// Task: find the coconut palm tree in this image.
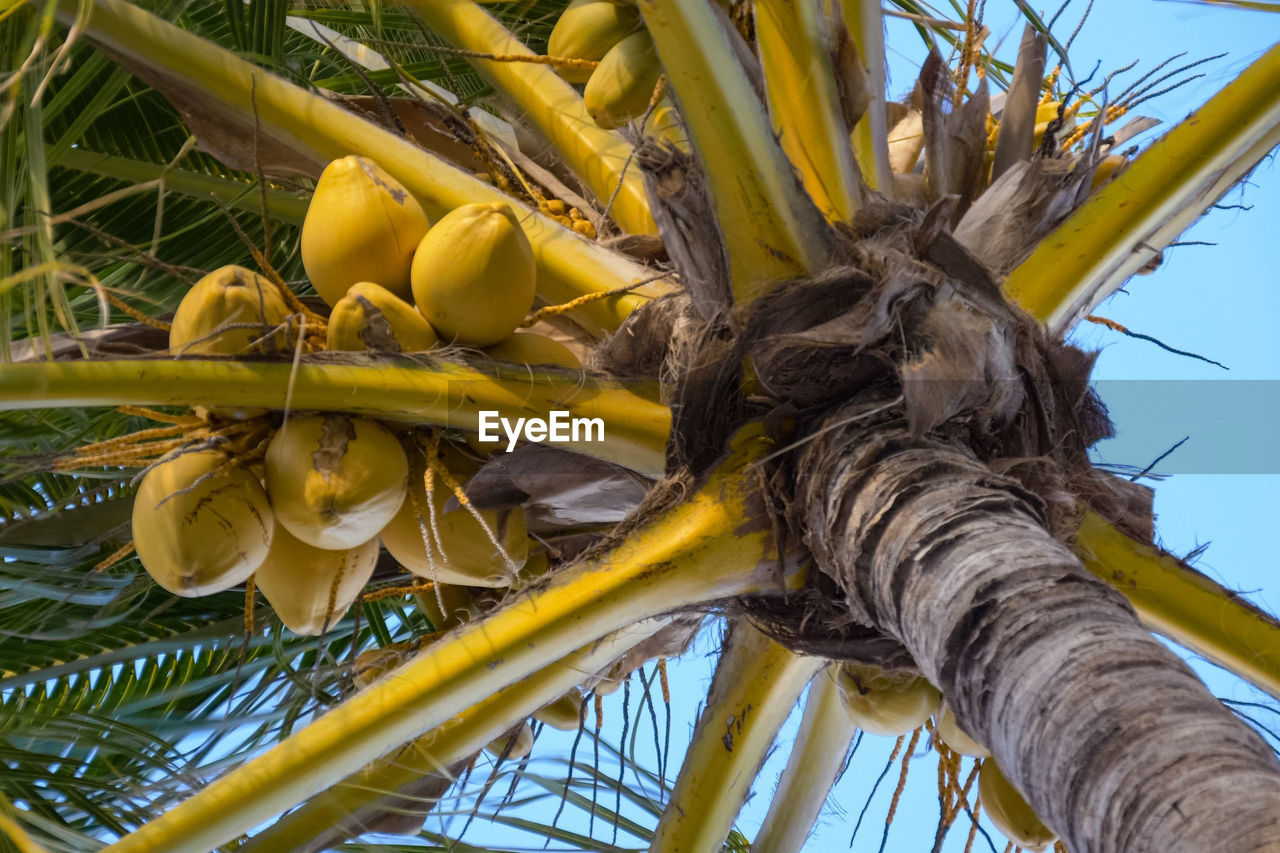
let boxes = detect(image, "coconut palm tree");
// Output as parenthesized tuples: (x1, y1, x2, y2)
(3, 1, 1280, 852)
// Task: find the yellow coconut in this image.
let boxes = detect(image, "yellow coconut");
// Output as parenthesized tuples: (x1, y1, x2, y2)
(547, 0, 642, 83)
(327, 281, 440, 353)
(380, 448, 529, 587)
(264, 414, 409, 550)
(935, 704, 990, 758)
(979, 759, 1058, 851)
(253, 527, 378, 635)
(591, 664, 626, 696)
(1030, 101, 1074, 151)
(411, 202, 536, 347)
(584, 30, 662, 130)
(414, 583, 478, 633)
(1091, 153, 1129, 190)
(301, 155, 429, 306)
(485, 723, 534, 759)
(534, 688, 586, 730)
(132, 450, 274, 597)
(169, 265, 291, 357)
(483, 331, 582, 368)
(887, 106, 925, 173)
(835, 663, 942, 736)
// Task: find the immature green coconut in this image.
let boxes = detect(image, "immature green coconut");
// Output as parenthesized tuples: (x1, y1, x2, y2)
(483, 331, 582, 368)
(253, 527, 378, 635)
(413, 583, 477, 633)
(835, 663, 942, 736)
(979, 758, 1059, 850)
(132, 450, 274, 597)
(264, 414, 409, 550)
(484, 723, 534, 760)
(170, 265, 294, 419)
(410, 202, 536, 347)
(584, 30, 663, 129)
(327, 281, 439, 353)
(351, 642, 413, 690)
(534, 688, 586, 731)
(643, 102, 689, 151)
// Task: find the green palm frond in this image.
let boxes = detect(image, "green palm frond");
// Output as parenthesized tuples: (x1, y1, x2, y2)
(0, 588, 429, 847)
(5, 5, 313, 353)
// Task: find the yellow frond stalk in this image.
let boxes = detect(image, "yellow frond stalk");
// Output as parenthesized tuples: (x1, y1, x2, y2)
(651, 621, 823, 852)
(403, 0, 657, 236)
(0, 358, 669, 477)
(636, 0, 836, 301)
(238, 616, 676, 852)
(753, 663, 856, 853)
(1003, 41, 1280, 333)
(1075, 510, 1280, 702)
(59, 0, 668, 334)
(102, 426, 796, 853)
(755, 0, 863, 221)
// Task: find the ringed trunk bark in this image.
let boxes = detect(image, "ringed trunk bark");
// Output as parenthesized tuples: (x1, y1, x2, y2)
(798, 415, 1280, 853)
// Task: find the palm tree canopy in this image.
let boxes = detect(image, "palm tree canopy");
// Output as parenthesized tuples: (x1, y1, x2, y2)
(2, 1, 1280, 852)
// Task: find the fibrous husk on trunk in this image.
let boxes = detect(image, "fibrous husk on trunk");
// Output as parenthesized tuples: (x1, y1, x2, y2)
(605, 130, 1145, 673)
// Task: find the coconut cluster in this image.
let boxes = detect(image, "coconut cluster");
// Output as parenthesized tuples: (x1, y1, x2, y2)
(301, 154, 580, 360)
(829, 662, 1058, 850)
(548, 0, 684, 144)
(130, 422, 536, 635)
(165, 157, 581, 366)
(137, 155, 589, 636)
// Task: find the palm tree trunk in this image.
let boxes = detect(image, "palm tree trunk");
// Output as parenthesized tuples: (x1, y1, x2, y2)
(797, 414, 1280, 852)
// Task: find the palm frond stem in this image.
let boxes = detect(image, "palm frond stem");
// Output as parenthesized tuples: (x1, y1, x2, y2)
(755, 0, 864, 221)
(752, 663, 856, 853)
(636, 0, 837, 301)
(238, 615, 678, 853)
(402, 0, 657, 236)
(651, 621, 823, 852)
(1074, 510, 1280, 702)
(1003, 40, 1280, 332)
(0, 357, 670, 476)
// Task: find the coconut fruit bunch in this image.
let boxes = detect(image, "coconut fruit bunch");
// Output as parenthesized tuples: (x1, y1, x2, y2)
(303, 154, 582, 364)
(135, 154, 584, 638)
(548, 0, 684, 143)
(130, 418, 536, 633)
(832, 662, 1058, 850)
